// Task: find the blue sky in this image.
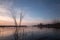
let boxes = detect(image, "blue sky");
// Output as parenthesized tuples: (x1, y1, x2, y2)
(13, 0, 60, 19)
(0, 0, 60, 25)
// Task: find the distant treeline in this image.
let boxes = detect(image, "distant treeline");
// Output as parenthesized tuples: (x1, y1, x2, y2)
(0, 25, 27, 27)
(33, 22, 60, 29)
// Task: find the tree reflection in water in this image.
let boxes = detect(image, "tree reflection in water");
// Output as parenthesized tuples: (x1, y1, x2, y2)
(0, 27, 60, 40)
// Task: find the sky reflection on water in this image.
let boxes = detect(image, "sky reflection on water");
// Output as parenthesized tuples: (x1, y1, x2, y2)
(0, 27, 55, 37)
(0, 27, 60, 40)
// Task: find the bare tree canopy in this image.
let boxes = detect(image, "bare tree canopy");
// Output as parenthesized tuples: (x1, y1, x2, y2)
(19, 8, 26, 26)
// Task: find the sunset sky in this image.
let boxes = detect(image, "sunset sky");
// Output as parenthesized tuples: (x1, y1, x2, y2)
(0, 0, 60, 25)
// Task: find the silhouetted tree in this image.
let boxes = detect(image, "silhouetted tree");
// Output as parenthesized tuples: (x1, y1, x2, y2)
(19, 9, 25, 26)
(8, 3, 18, 40)
(1, 0, 18, 40)
(9, 8, 18, 40)
(19, 9, 25, 40)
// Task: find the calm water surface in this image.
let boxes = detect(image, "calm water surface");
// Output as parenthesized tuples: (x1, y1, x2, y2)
(0, 27, 60, 40)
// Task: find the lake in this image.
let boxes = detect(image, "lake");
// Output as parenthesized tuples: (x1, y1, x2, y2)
(0, 27, 60, 40)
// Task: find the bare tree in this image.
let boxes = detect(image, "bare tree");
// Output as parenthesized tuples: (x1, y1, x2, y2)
(2, 0, 18, 40)
(8, 8, 18, 40)
(7, 1, 18, 40)
(10, 9, 17, 26)
(11, 9, 18, 40)
(10, 8, 25, 40)
(6, 0, 26, 40)
(19, 9, 25, 26)
(19, 9, 25, 40)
